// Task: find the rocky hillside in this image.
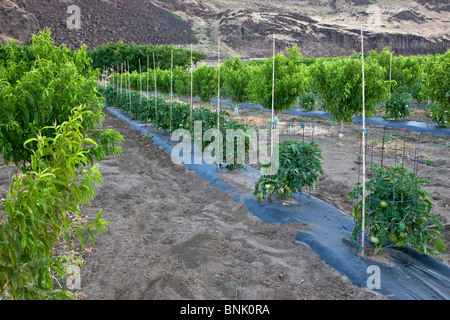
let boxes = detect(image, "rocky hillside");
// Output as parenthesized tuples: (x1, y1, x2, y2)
(0, 0, 38, 44)
(1, 0, 195, 49)
(154, 0, 450, 58)
(0, 0, 449, 59)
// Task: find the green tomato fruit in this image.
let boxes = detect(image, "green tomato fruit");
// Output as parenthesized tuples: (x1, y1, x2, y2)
(371, 236, 380, 244)
(380, 201, 389, 208)
(389, 236, 398, 243)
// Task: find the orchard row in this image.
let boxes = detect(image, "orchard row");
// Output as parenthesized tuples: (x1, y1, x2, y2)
(104, 45, 449, 127)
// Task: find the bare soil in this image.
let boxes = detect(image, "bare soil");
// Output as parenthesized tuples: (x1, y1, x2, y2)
(75, 109, 388, 300)
(223, 103, 450, 264)
(1, 101, 447, 300)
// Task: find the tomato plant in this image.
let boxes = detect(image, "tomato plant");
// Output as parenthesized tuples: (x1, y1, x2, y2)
(254, 141, 324, 201)
(101, 85, 252, 171)
(347, 164, 446, 255)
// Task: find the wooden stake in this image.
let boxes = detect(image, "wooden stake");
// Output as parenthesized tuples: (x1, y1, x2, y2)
(170, 50, 173, 132)
(190, 44, 193, 132)
(271, 33, 275, 157)
(361, 25, 367, 257)
(128, 61, 132, 116)
(103, 66, 106, 90)
(139, 58, 142, 102)
(217, 37, 221, 172)
(389, 51, 393, 99)
(153, 52, 158, 131)
(120, 63, 123, 94)
(116, 64, 119, 105)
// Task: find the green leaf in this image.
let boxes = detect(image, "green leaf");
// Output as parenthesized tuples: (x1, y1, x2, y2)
(96, 209, 103, 223)
(75, 228, 85, 249)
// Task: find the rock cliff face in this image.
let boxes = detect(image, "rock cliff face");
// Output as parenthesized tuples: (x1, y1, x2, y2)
(0, 0, 448, 59)
(217, 10, 449, 58)
(0, 0, 39, 44)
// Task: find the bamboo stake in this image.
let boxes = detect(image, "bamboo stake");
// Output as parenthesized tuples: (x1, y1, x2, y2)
(190, 44, 193, 132)
(116, 64, 119, 105)
(361, 25, 367, 257)
(120, 63, 123, 94)
(271, 33, 275, 157)
(153, 52, 158, 131)
(145, 55, 149, 125)
(103, 66, 106, 90)
(170, 50, 173, 133)
(217, 37, 221, 172)
(139, 58, 142, 102)
(128, 60, 132, 116)
(389, 50, 392, 99)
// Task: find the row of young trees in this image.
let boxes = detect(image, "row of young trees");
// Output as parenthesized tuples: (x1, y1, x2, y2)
(0, 30, 123, 299)
(88, 41, 205, 73)
(106, 45, 449, 128)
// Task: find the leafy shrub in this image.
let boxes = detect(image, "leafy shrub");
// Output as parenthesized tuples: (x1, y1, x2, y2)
(347, 164, 446, 255)
(383, 91, 410, 120)
(426, 104, 449, 128)
(0, 30, 123, 300)
(298, 92, 316, 111)
(254, 141, 324, 200)
(0, 30, 110, 168)
(0, 107, 122, 300)
(248, 45, 308, 114)
(422, 50, 449, 128)
(309, 53, 390, 124)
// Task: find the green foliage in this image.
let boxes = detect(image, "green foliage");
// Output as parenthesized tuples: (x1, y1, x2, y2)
(0, 107, 120, 300)
(101, 86, 250, 170)
(422, 50, 450, 127)
(368, 47, 424, 98)
(298, 92, 317, 112)
(248, 45, 307, 114)
(0, 30, 111, 168)
(254, 141, 324, 200)
(309, 53, 391, 124)
(193, 64, 219, 104)
(383, 91, 410, 120)
(221, 57, 251, 105)
(88, 41, 205, 73)
(0, 30, 123, 300)
(426, 104, 449, 128)
(347, 164, 446, 255)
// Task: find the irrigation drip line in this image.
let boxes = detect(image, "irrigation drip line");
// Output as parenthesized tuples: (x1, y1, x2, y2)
(409, 159, 450, 170)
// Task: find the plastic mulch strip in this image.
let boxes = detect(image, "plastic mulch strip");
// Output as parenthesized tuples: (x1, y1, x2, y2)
(107, 106, 450, 300)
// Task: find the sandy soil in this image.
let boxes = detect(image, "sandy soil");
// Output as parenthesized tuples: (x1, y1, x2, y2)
(1, 101, 447, 300)
(74, 109, 387, 300)
(223, 103, 450, 265)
